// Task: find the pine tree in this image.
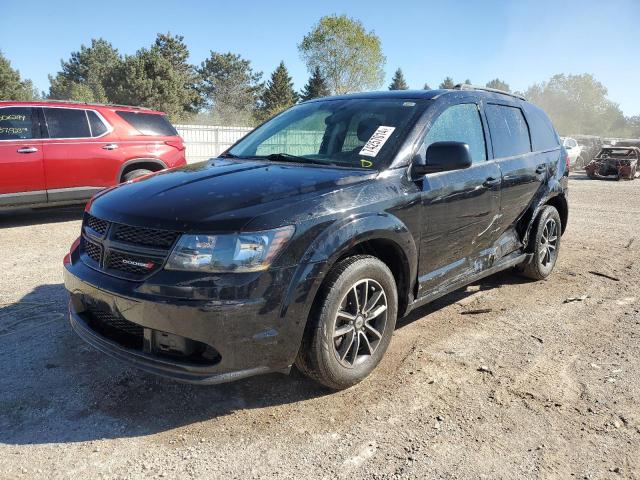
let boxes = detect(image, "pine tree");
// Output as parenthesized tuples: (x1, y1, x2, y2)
(48, 39, 121, 103)
(388, 68, 409, 90)
(198, 52, 263, 125)
(0, 51, 38, 100)
(257, 61, 299, 122)
(423, 83, 431, 90)
(439, 77, 455, 89)
(486, 78, 511, 92)
(300, 66, 330, 101)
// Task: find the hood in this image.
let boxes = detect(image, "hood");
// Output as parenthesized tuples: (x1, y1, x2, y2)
(90, 158, 376, 232)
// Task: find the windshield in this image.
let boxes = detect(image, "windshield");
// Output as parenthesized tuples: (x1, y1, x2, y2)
(227, 98, 426, 169)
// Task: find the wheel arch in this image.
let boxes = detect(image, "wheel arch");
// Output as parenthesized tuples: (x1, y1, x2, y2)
(117, 158, 168, 183)
(284, 213, 418, 327)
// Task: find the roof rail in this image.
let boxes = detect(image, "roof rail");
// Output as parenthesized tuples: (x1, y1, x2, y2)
(453, 84, 526, 101)
(9, 99, 153, 111)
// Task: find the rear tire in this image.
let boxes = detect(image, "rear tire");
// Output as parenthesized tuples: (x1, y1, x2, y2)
(519, 205, 561, 280)
(296, 255, 398, 390)
(122, 169, 153, 182)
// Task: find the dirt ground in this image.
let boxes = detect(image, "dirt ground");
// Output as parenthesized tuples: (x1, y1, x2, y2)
(0, 172, 638, 480)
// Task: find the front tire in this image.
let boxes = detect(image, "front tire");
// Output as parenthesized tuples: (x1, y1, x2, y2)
(296, 255, 398, 390)
(520, 205, 561, 280)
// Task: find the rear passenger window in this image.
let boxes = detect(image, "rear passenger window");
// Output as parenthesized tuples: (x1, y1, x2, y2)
(44, 108, 91, 138)
(87, 111, 108, 137)
(0, 107, 34, 140)
(525, 106, 559, 151)
(423, 103, 486, 163)
(485, 105, 531, 158)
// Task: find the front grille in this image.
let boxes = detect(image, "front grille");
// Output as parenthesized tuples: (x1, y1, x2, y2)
(86, 214, 109, 236)
(113, 224, 179, 249)
(106, 250, 161, 276)
(80, 214, 181, 281)
(86, 308, 143, 350)
(84, 239, 102, 263)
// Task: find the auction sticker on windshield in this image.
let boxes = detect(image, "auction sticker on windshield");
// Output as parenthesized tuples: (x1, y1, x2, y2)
(359, 126, 396, 157)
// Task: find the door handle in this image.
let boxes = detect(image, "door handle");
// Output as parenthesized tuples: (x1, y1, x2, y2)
(102, 143, 119, 150)
(483, 176, 501, 188)
(535, 164, 546, 174)
(17, 147, 38, 154)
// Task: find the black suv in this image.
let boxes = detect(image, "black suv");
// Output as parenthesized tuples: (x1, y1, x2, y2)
(64, 86, 569, 390)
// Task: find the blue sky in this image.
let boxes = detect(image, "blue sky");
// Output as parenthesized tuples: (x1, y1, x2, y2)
(2, 0, 639, 115)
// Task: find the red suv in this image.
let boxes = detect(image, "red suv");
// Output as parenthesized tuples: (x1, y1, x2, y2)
(0, 101, 186, 209)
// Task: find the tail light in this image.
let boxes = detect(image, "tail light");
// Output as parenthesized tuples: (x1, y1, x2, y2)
(565, 153, 571, 171)
(165, 140, 185, 151)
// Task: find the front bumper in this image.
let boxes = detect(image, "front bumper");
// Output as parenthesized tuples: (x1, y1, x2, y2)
(63, 246, 317, 385)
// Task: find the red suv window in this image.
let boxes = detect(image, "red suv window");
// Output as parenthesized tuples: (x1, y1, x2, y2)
(116, 112, 178, 136)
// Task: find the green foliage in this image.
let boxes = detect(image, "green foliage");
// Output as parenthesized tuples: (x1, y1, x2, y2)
(525, 74, 626, 136)
(300, 66, 330, 101)
(106, 34, 201, 120)
(439, 77, 455, 89)
(0, 51, 38, 100)
(388, 68, 408, 90)
(299, 14, 385, 95)
(48, 38, 121, 103)
(257, 62, 298, 122)
(485, 78, 510, 92)
(198, 52, 263, 126)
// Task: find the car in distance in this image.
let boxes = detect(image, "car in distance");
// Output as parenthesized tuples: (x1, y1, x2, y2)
(63, 86, 569, 390)
(572, 134, 603, 165)
(561, 136, 585, 170)
(585, 146, 638, 180)
(0, 101, 186, 210)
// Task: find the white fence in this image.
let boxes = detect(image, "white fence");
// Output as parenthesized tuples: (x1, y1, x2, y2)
(175, 124, 253, 163)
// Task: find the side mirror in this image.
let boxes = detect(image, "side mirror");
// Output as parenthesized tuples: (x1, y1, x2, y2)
(565, 145, 572, 150)
(412, 141, 472, 176)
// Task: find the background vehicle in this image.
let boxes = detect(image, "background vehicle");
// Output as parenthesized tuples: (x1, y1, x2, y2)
(585, 146, 638, 180)
(64, 87, 568, 390)
(572, 134, 603, 165)
(561, 137, 585, 169)
(0, 101, 186, 209)
(614, 139, 640, 149)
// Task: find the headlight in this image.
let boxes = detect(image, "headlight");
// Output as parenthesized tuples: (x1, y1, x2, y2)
(164, 226, 295, 273)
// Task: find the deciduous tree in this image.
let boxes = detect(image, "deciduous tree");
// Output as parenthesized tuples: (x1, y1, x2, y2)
(299, 15, 385, 95)
(525, 73, 626, 136)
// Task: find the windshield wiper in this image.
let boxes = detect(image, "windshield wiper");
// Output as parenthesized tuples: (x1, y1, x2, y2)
(263, 153, 335, 166)
(218, 152, 238, 158)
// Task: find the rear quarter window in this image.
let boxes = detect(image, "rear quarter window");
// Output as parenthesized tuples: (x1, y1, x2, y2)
(117, 111, 178, 136)
(524, 105, 560, 151)
(485, 104, 532, 158)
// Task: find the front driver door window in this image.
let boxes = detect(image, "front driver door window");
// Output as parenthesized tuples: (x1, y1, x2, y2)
(417, 102, 502, 296)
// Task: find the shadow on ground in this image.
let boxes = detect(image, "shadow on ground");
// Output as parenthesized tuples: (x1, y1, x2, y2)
(0, 205, 85, 228)
(0, 270, 529, 446)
